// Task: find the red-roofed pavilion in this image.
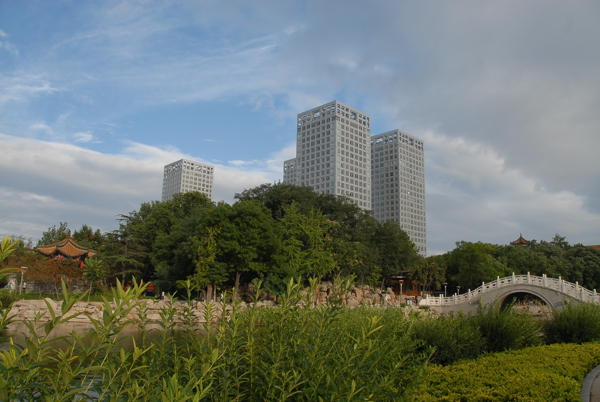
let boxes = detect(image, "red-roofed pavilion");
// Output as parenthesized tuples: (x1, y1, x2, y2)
(36, 237, 95, 260)
(510, 234, 531, 247)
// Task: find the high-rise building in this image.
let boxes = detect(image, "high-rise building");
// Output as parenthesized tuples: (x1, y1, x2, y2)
(371, 130, 426, 255)
(283, 101, 427, 255)
(284, 101, 372, 209)
(161, 159, 214, 202)
(282, 158, 298, 186)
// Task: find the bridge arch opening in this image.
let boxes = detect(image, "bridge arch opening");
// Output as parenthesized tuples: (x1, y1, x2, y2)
(499, 291, 551, 314)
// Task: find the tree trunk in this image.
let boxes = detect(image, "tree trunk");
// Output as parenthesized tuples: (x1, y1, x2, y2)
(234, 271, 241, 300)
(206, 284, 213, 301)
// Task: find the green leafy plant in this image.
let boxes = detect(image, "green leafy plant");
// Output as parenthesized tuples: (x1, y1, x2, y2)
(417, 342, 600, 401)
(544, 301, 600, 344)
(471, 300, 542, 353)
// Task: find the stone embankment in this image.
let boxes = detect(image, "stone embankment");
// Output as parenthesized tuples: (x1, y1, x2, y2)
(7, 283, 411, 325)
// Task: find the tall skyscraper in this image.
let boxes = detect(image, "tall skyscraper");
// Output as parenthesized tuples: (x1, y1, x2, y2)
(371, 130, 426, 255)
(283, 101, 427, 255)
(284, 101, 372, 209)
(161, 159, 214, 202)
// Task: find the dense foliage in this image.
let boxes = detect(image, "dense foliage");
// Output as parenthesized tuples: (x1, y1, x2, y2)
(417, 343, 600, 401)
(7, 184, 420, 295)
(4, 182, 600, 299)
(439, 234, 600, 294)
(413, 300, 542, 365)
(543, 301, 600, 344)
(2, 277, 600, 400)
(0, 279, 431, 401)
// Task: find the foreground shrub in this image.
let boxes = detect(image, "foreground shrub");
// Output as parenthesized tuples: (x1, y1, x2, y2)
(544, 301, 600, 344)
(0, 278, 431, 401)
(413, 313, 484, 365)
(416, 342, 600, 401)
(471, 300, 542, 353)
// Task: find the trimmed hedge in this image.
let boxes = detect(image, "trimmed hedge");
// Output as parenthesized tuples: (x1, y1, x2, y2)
(416, 342, 600, 401)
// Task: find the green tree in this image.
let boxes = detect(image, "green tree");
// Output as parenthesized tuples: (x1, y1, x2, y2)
(235, 183, 319, 219)
(279, 203, 336, 279)
(448, 241, 507, 291)
(189, 226, 220, 300)
(374, 221, 419, 285)
(83, 257, 107, 295)
(218, 200, 281, 296)
(37, 222, 71, 246)
(73, 224, 105, 250)
(567, 246, 600, 290)
(411, 255, 446, 293)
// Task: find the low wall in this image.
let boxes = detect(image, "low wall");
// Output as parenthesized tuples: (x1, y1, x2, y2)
(7, 283, 415, 325)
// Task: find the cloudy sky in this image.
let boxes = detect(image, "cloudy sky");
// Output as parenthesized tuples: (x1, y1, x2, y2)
(1, 1, 599, 255)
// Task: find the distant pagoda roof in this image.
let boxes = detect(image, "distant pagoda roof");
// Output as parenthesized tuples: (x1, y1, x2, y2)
(36, 237, 95, 258)
(510, 234, 530, 247)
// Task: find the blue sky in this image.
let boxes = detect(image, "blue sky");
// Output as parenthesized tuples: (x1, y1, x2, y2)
(1, 0, 599, 255)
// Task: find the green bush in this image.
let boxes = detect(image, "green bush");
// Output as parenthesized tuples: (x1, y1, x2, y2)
(414, 313, 485, 365)
(471, 300, 542, 353)
(544, 301, 600, 344)
(0, 290, 16, 308)
(416, 342, 600, 401)
(0, 278, 431, 401)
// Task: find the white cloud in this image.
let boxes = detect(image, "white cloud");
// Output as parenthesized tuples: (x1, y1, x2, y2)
(0, 29, 18, 56)
(228, 160, 257, 166)
(0, 133, 283, 241)
(0, 74, 58, 105)
(424, 131, 600, 254)
(73, 131, 95, 143)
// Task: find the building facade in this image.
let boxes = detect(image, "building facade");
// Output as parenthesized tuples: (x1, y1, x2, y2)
(161, 159, 214, 202)
(282, 158, 298, 186)
(283, 101, 426, 255)
(371, 130, 426, 255)
(284, 101, 372, 209)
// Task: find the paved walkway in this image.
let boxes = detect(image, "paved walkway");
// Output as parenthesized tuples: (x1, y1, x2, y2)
(581, 364, 600, 402)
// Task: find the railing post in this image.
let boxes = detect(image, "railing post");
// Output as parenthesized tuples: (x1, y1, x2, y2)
(439, 294, 443, 305)
(453, 294, 457, 304)
(543, 274, 547, 288)
(559, 276, 563, 292)
(468, 289, 471, 300)
(527, 272, 531, 284)
(512, 272, 516, 284)
(496, 276, 500, 288)
(482, 282, 485, 292)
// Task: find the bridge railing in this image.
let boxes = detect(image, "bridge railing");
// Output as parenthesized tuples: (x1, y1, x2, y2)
(421, 273, 600, 306)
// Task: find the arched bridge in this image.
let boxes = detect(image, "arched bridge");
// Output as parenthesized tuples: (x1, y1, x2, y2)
(419, 273, 600, 314)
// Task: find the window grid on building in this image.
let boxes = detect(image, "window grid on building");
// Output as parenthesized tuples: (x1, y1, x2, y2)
(161, 159, 214, 202)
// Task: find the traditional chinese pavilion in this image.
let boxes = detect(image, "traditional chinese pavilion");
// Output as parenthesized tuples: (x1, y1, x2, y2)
(510, 234, 531, 247)
(36, 237, 96, 260)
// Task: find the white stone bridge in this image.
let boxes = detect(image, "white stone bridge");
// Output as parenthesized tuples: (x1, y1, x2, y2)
(420, 273, 600, 314)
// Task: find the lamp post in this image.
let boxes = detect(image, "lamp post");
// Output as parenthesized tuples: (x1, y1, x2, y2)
(399, 279, 404, 300)
(19, 266, 28, 295)
(443, 282, 447, 298)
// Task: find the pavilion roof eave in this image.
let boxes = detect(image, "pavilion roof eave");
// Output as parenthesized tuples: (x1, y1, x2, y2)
(36, 237, 95, 258)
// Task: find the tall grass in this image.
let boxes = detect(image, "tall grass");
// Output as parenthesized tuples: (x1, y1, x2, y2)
(544, 301, 600, 344)
(0, 278, 430, 401)
(413, 312, 484, 365)
(413, 301, 542, 365)
(3, 278, 598, 400)
(472, 300, 543, 353)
